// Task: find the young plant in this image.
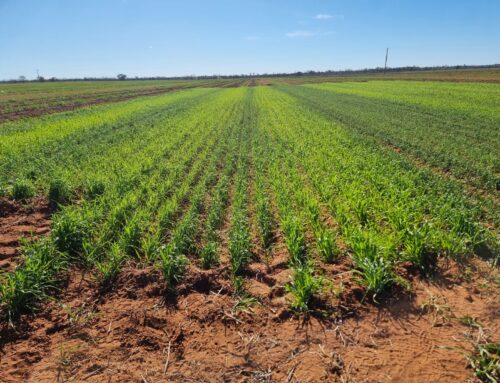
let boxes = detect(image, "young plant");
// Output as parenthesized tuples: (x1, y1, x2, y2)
(282, 215, 307, 267)
(0, 239, 64, 324)
(285, 264, 323, 312)
(353, 199, 369, 226)
(468, 342, 499, 383)
(256, 194, 274, 249)
(351, 231, 393, 300)
(171, 212, 198, 256)
(229, 221, 252, 275)
(200, 241, 219, 269)
(119, 216, 143, 256)
(158, 198, 179, 231)
(140, 233, 160, 263)
(439, 232, 467, 259)
(315, 226, 338, 263)
(10, 179, 35, 201)
(229, 156, 251, 275)
(157, 244, 188, 286)
(52, 208, 89, 259)
(95, 243, 125, 287)
(353, 255, 394, 300)
(48, 178, 71, 206)
(402, 223, 436, 273)
(83, 178, 106, 199)
(233, 275, 246, 297)
(305, 196, 321, 228)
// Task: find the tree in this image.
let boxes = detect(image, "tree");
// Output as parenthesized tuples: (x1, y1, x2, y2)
(18, 75, 26, 82)
(117, 74, 127, 80)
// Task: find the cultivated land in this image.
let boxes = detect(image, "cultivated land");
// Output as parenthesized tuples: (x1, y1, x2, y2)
(0, 69, 499, 383)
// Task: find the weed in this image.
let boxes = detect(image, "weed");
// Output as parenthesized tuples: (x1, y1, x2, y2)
(233, 296, 260, 313)
(420, 294, 454, 326)
(460, 315, 482, 328)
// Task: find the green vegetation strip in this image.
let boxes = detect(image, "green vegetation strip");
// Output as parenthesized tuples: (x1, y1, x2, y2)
(0, 82, 498, 323)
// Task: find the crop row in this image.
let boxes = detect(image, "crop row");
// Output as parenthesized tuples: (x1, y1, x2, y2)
(0, 84, 498, 322)
(281, 83, 500, 196)
(0, 88, 218, 194)
(0, 88, 249, 321)
(253, 86, 497, 303)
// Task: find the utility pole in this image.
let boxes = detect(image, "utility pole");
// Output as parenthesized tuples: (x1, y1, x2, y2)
(36, 69, 39, 79)
(384, 48, 389, 74)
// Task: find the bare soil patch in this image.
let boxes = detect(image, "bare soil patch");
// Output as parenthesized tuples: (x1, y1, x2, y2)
(0, 256, 497, 383)
(0, 197, 51, 271)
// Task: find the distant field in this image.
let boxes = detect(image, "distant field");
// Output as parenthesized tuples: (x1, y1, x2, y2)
(1, 67, 499, 122)
(0, 78, 242, 122)
(0, 76, 498, 383)
(276, 67, 500, 84)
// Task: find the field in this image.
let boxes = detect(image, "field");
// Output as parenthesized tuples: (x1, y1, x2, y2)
(0, 71, 499, 382)
(0, 79, 249, 123)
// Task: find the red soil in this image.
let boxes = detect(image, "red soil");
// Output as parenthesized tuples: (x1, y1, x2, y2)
(0, 189, 497, 383)
(0, 255, 497, 383)
(0, 197, 51, 271)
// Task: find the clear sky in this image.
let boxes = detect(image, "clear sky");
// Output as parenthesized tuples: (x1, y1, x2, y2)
(1, 0, 499, 79)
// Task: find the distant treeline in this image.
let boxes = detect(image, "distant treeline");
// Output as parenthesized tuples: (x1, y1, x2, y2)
(3, 64, 500, 83)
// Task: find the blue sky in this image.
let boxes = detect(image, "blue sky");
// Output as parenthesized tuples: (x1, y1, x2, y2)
(0, 0, 499, 79)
